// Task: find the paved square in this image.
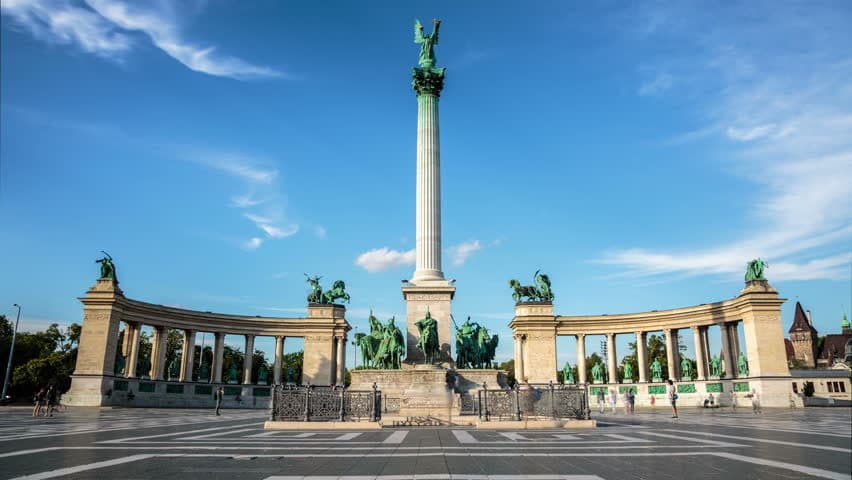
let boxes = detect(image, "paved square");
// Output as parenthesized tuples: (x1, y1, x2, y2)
(0, 408, 849, 479)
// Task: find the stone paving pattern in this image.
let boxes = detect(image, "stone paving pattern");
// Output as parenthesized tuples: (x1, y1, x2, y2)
(0, 407, 849, 479)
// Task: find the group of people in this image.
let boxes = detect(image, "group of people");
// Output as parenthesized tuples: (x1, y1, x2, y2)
(595, 387, 637, 414)
(32, 385, 60, 417)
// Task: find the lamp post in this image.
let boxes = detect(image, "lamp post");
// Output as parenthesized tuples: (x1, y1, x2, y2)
(2, 304, 22, 402)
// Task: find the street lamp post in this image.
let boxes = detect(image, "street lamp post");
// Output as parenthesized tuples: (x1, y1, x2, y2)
(2, 304, 22, 402)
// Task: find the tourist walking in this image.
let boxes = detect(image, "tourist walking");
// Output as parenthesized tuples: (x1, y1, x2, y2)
(596, 389, 605, 413)
(609, 389, 617, 414)
(627, 388, 635, 414)
(667, 379, 678, 418)
(32, 387, 46, 417)
(622, 389, 630, 415)
(215, 387, 224, 416)
(748, 388, 761, 414)
(45, 385, 57, 417)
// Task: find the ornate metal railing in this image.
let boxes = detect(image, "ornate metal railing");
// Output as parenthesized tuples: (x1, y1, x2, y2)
(271, 385, 381, 422)
(477, 382, 589, 421)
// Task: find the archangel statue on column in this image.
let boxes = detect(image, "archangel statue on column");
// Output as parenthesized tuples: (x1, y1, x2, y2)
(414, 18, 441, 68)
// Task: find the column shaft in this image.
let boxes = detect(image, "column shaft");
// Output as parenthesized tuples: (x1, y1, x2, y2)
(701, 327, 712, 376)
(243, 335, 255, 385)
(125, 323, 141, 378)
(336, 337, 346, 386)
(671, 330, 681, 379)
(720, 323, 735, 379)
(606, 333, 618, 384)
(273, 336, 284, 385)
(636, 331, 648, 383)
(151, 326, 168, 380)
(576, 334, 587, 384)
(212, 333, 225, 383)
(412, 93, 444, 282)
(665, 329, 677, 381)
(729, 323, 741, 364)
(179, 330, 195, 382)
(515, 335, 525, 382)
(693, 326, 706, 380)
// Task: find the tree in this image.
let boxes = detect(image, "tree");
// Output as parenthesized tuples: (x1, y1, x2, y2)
(497, 359, 515, 387)
(164, 329, 184, 373)
(251, 349, 269, 384)
(282, 351, 303, 383)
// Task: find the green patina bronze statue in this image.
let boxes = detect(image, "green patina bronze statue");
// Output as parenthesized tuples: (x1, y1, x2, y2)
(710, 355, 722, 377)
(414, 19, 440, 69)
(680, 357, 693, 379)
(737, 352, 749, 377)
(168, 358, 179, 380)
(453, 316, 498, 369)
(591, 362, 604, 383)
(257, 364, 269, 384)
(96, 251, 118, 281)
(622, 361, 634, 381)
(509, 270, 555, 303)
(227, 363, 238, 383)
(305, 274, 351, 305)
(355, 312, 405, 369)
(199, 361, 210, 382)
(745, 258, 768, 282)
(416, 310, 440, 364)
(650, 358, 663, 380)
(562, 361, 575, 384)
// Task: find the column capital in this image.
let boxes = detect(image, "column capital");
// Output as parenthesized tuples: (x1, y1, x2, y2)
(412, 67, 445, 96)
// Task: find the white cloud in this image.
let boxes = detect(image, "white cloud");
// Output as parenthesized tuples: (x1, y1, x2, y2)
(243, 237, 262, 250)
(603, 5, 852, 283)
(638, 72, 674, 96)
(243, 213, 298, 239)
(1, 0, 132, 58)
(2, 0, 283, 80)
(355, 248, 415, 272)
(231, 192, 266, 208)
(190, 152, 277, 184)
(448, 240, 482, 266)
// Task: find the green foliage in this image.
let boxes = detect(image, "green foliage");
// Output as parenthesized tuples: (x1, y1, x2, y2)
(496, 359, 515, 387)
(12, 351, 75, 394)
(282, 351, 303, 383)
(2, 319, 79, 400)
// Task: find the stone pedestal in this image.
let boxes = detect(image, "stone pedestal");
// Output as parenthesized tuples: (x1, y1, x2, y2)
(402, 283, 455, 364)
(509, 303, 557, 383)
(351, 365, 453, 418)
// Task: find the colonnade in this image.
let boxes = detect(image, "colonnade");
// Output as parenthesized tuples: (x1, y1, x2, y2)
(510, 281, 790, 385)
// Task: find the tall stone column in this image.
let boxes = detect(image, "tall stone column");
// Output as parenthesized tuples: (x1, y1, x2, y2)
(243, 335, 255, 385)
(729, 322, 741, 365)
(150, 325, 168, 380)
(606, 333, 618, 384)
(692, 326, 706, 380)
(720, 323, 734, 379)
(702, 327, 712, 372)
(576, 334, 587, 384)
(125, 323, 141, 378)
(665, 328, 677, 381)
(636, 331, 648, 383)
(514, 334, 525, 382)
(179, 330, 195, 382)
(273, 336, 284, 385)
(212, 332, 225, 383)
(671, 329, 681, 380)
(403, 57, 455, 364)
(336, 337, 345, 386)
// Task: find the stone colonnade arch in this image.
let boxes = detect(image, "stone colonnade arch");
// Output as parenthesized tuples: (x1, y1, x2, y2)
(65, 278, 350, 407)
(510, 281, 792, 407)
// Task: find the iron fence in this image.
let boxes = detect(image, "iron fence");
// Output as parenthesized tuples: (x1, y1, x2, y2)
(271, 385, 381, 422)
(478, 382, 589, 421)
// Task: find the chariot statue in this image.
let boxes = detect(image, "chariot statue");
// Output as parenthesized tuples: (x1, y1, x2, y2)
(509, 270, 555, 303)
(304, 274, 350, 304)
(745, 258, 768, 282)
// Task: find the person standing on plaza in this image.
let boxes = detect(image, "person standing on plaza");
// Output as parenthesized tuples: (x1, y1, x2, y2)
(627, 388, 636, 414)
(596, 389, 605, 413)
(748, 388, 761, 414)
(215, 386, 224, 416)
(32, 387, 46, 417)
(45, 385, 57, 417)
(609, 389, 617, 414)
(622, 389, 630, 415)
(667, 379, 678, 418)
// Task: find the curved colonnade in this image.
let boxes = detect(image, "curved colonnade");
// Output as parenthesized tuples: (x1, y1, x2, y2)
(65, 279, 350, 407)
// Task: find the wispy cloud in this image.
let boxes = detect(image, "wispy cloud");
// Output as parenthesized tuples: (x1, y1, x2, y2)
(448, 240, 482, 266)
(314, 225, 327, 239)
(230, 192, 266, 208)
(605, 4, 852, 283)
(355, 248, 415, 273)
(638, 72, 674, 96)
(2, 0, 283, 80)
(243, 237, 263, 250)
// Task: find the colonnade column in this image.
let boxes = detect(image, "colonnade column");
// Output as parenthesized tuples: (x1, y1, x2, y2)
(273, 336, 284, 385)
(212, 332, 225, 383)
(125, 322, 141, 378)
(636, 331, 648, 383)
(606, 333, 618, 384)
(336, 337, 345, 385)
(243, 335, 255, 385)
(692, 326, 707, 380)
(719, 323, 734, 379)
(729, 322, 741, 368)
(671, 330, 681, 380)
(514, 334, 525, 382)
(576, 334, 587, 384)
(150, 325, 168, 380)
(665, 328, 677, 381)
(179, 330, 195, 382)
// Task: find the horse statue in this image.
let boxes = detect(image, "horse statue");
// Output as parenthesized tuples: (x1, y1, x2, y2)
(305, 274, 324, 303)
(745, 258, 768, 282)
(355, 312, 384, 367)
(475, 326, 498, 369)
(509, 279, 540, 303)
(416, 310, 440, 364)
(323, 280, 351, 304)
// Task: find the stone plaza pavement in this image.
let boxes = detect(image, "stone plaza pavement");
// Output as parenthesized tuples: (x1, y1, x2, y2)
(0, 407, 849, 479)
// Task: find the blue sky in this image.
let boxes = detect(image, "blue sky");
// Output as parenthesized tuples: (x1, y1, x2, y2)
(1, 1, 850, 369)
